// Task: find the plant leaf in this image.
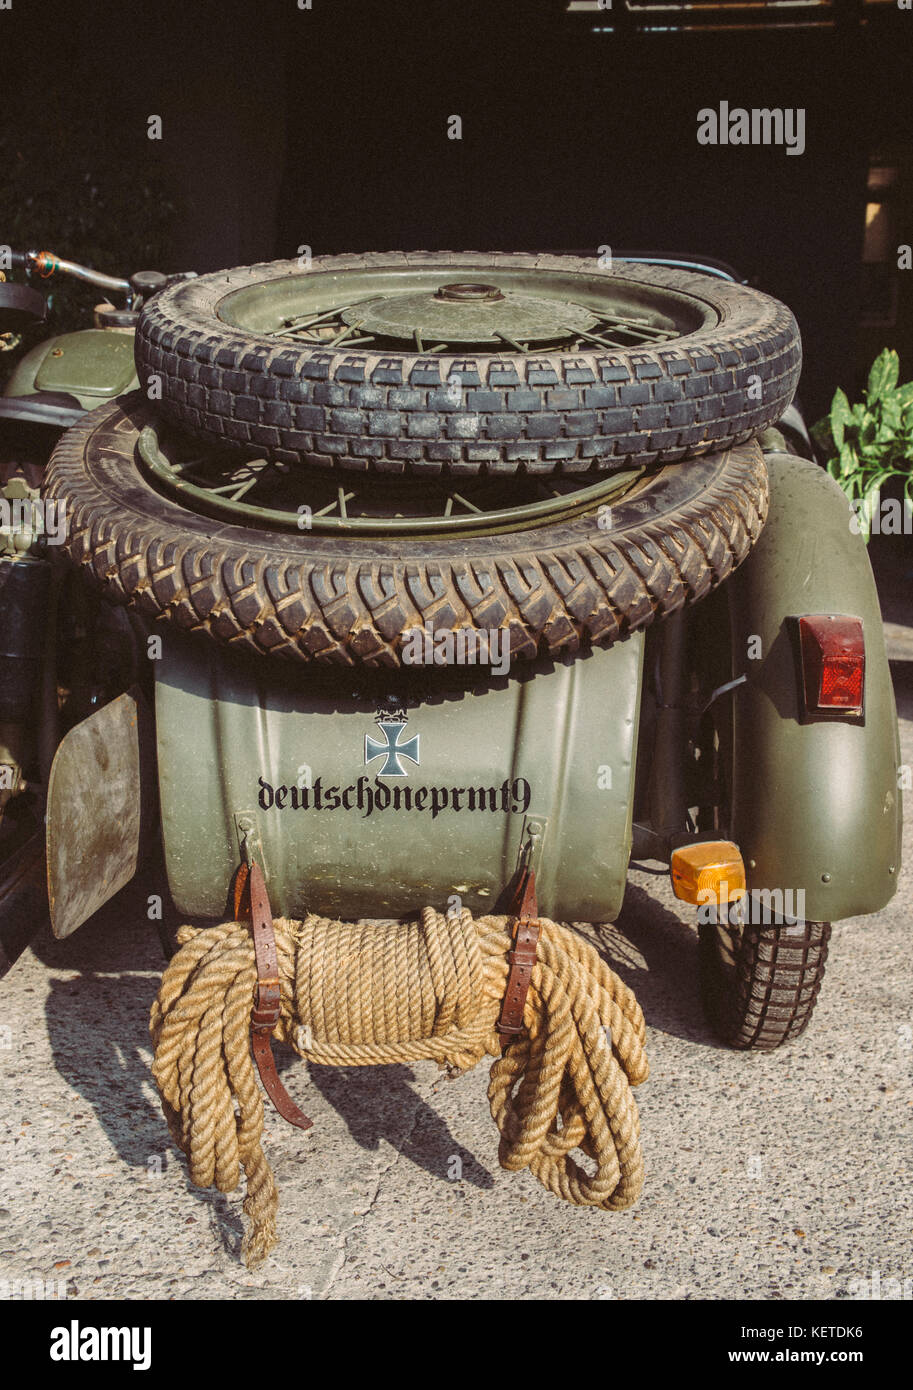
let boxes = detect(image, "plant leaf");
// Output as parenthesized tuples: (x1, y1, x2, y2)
(828, 388, 852, 450)
(867, 348, 899, 403)
(880, 397, 901, 432)
(810, 416, 833, 450)
(839, 441, 858, 478)
(860, 412, 878, 448)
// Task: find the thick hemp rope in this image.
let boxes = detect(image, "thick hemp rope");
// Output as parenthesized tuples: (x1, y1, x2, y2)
(150, 908, 649, 1267)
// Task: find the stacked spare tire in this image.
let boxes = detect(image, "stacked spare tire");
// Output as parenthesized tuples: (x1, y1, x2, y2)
(43, 252, 801, 666)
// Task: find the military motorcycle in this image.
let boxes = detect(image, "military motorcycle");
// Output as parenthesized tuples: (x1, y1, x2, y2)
(0, 248, 902, 1052)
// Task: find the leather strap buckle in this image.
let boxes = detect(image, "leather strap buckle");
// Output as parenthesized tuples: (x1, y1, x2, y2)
(496, 867, 540, 1038)
(233, 860, 313, 1131)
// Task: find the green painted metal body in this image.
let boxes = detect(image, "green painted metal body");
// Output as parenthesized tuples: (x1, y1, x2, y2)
(150, 450, 901, 928)
(1, 257, 901, 963)
(726, 452, 902, 922)
(154, 630, 645, 923)
(1, 329, 138, 414)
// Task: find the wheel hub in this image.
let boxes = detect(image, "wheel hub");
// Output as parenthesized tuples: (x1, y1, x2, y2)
(433, 282, 505, 302)
(341, 283, 600, 348)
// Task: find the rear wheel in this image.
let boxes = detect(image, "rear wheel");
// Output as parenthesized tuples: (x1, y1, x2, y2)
(699, 901, 831, 1050)
(689, 592, 832, 1050)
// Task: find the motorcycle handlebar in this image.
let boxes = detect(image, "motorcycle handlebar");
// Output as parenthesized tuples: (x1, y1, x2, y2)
(26, 251, 133, 300)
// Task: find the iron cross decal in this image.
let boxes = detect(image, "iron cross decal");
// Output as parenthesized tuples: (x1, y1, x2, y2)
(364, 718, 420, 778)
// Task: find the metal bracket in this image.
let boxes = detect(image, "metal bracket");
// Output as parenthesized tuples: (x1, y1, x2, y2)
(234, 811, 267, 877)
(516, 812, 548, 880)
(697, 673, 748, 718)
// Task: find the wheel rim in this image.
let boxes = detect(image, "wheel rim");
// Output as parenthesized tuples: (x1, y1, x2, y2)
(137, 423, 645, 537)
(215, 263, 714, 356)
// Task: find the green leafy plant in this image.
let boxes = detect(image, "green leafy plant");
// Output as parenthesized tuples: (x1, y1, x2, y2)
(811, 348, 913, 542)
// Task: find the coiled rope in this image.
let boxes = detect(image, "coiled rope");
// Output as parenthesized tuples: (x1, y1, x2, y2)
(150, 908, 649, 1267)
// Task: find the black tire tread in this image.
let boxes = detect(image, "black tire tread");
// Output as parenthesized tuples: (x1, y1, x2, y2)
(135, 252, 801, 477)
(44, 400, 769, 668)
(700, 918, 831, 1050)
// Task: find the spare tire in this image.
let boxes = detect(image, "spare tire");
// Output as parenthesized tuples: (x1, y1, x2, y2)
(135, 252, 800, 478)
(44, 395, 768, 668)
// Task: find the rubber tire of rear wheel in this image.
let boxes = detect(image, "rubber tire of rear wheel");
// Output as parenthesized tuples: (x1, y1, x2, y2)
(699, 917, 831, 1050)
(134, 251, 802, 477)
(44, 396, 769, 668)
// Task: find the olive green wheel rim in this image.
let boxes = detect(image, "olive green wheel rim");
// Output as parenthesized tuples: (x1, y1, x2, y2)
(216, 264, 713, 354)
(137, 424, 644, 537)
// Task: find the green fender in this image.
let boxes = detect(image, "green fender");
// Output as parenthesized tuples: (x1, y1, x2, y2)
(726, 452, 902, 923)
(0, 329, 138, 426)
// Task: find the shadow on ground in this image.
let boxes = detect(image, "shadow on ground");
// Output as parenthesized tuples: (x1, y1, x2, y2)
(599, 880, 731, 1051)
(30, 869, 251, 1250)
(32, 861, 495, 1222)
(291, 1058, 495, 1190)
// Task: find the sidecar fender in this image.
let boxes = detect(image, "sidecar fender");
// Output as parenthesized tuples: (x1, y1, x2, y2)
(0, 329, 138, 426)
(726, 452, 902, 923)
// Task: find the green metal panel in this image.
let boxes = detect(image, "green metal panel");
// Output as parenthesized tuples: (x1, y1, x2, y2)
(154, 630, 644, 923)
(726, 452, 902, 922)
(3, 330, 138, 407)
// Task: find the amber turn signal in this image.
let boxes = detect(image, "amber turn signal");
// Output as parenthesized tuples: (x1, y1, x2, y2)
(670, 841, 747, 906)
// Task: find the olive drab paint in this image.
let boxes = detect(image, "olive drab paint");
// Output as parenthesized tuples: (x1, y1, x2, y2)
(153, 628, 645, 923)
(726, 454, 902, 923)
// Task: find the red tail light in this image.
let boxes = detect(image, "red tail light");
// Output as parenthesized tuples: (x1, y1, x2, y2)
(798, 615, 865, 717)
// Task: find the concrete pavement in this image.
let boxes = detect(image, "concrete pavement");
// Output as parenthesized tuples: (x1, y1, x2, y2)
(0, 590, 910, 1302)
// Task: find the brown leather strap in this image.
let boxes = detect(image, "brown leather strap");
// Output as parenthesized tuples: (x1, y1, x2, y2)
(496, 868, 541, 1038)
(234, 861, 313, 1131)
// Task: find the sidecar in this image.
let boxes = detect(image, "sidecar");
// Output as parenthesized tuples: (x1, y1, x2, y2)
(0, 250, 902, 1053)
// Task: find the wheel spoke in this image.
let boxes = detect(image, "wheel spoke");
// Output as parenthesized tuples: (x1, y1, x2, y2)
(451, 491, 483, 515)
(275, 299, 375, 334)
(495, 332, 529, 353)
(593, 314, 676, 343)
(273, 309, 342, 338)
(225, 476, 262, 502)
(565, 324, 631, 351)
(327, 319, 365, 349)
(170, 457, 211, 478)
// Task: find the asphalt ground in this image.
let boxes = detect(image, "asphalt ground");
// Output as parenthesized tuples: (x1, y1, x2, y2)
(0, 546, 910, 1304)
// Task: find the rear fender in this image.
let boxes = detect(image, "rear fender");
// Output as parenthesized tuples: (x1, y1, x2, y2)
(726, 452, 902, 922)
